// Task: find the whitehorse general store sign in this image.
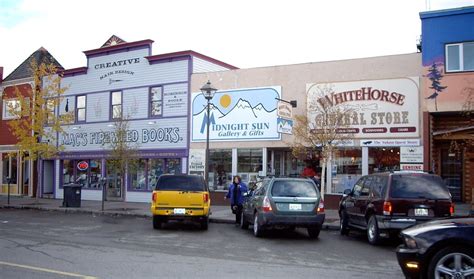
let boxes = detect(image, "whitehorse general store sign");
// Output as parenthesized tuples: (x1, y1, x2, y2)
(307, 78, 420, 138)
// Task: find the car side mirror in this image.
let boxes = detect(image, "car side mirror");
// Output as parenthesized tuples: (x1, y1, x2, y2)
(243, 191, 251, 197)
(343, 189, 352, 196)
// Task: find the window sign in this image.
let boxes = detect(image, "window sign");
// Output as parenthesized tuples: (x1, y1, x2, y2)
(77, 161, 89, 171)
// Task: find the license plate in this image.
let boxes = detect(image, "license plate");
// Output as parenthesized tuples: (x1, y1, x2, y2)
(174, 208, 186, 215)
(289, 204, 302, 211)
(415, 208, 428, 216)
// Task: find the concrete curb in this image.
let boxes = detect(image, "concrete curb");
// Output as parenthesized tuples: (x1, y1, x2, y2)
(1, 205, 341, 230)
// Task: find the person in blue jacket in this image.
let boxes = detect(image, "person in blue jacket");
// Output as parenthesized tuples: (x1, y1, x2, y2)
(224, 175, 248, 224)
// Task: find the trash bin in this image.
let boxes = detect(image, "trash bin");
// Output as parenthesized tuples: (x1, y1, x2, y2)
(63, 183, 82, 207)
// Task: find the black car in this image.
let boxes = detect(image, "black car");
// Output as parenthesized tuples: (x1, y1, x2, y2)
(396, 217, 474, 279)
(240, 177, 325, 238)
(339, 172, 454, 245)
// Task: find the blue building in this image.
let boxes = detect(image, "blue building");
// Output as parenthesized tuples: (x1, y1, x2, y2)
(420, 7, 474, 204)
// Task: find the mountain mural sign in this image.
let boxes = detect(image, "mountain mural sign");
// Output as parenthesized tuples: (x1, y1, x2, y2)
(191, 87, 281, 141)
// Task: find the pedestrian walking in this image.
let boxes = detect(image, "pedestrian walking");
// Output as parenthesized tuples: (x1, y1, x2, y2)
(224, 175, 248, 224)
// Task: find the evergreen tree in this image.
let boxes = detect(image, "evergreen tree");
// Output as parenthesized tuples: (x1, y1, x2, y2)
(426, 63, 447, 111)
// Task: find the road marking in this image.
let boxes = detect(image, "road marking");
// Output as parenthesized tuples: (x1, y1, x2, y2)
(0, 261, 97, 279)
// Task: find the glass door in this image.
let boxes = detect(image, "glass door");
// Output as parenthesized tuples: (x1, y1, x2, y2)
(441, 149, 463, 202)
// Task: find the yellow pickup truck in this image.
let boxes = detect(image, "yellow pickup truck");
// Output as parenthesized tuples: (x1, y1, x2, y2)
(150, 174, 210, 230)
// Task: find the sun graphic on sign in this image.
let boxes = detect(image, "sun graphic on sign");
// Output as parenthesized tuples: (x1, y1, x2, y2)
(219, 94, 231, 108)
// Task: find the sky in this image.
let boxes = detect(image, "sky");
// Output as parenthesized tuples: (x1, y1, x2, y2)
(1, 0, 473, 78)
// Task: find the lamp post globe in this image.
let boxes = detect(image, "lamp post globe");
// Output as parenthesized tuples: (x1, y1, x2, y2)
(200, 81, 217, 188)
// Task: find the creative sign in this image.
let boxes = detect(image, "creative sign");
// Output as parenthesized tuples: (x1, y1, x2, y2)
(307, 78, 420, 139)
(191, 87, 281, 141)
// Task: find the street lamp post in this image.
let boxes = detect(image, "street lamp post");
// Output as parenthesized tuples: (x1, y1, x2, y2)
(200, 81, 217, 188)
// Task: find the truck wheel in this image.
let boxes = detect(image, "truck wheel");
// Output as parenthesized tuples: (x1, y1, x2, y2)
(340, 210, 350, 236)
(153, 216, 162, 230)
(367, 215, 380, 245)
(200, 217, 209, 230)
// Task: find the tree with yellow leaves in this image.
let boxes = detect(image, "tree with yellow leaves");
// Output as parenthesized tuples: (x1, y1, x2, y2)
(292, 84, 354, 199)
(6, 59, 73, 197)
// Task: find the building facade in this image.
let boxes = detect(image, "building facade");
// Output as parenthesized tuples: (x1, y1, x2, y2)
(41, 36, 236, 202)
(0, 48, 62, 197)
(420, 6, 474, 206)
(190, 53, 423, 206)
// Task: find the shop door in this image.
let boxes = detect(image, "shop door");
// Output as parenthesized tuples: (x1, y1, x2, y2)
(441, 149, 463, 202)
(106, 161, 123, 200)
(273, 151, 282, 177)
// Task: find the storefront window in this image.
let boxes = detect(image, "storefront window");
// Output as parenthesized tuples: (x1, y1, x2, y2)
(129, 158, 181, 191)
(63, 160, 74, 184)
(130, 159, 147, 190)
(2, 154, 17, 184)
(62, 159, 103, 189)
(284, 151, 307, 178)
(369, 147, 400, 173)
(148, 159, 165, 191)
(167, 158, 181, 174)
(238, 149, 262, 184)
(332, 148, 362, 193)
(209, 149, 232, 191)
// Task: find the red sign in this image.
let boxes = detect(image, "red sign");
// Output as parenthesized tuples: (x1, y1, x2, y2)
(77, 161, 89, 171)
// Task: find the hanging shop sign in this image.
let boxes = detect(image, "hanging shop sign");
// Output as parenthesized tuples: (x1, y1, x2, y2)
(277, 101, 293, 119)
(191, 87, 281, 141)
(307, 78, 419, 139)
(277, 118, 293, 134)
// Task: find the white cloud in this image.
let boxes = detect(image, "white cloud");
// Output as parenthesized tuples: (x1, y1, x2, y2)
(0, 0, 472, 77)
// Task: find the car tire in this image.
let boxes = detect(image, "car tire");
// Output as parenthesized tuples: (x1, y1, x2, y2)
(200, 217, 209, 230)
(340, 210, 350, 236)
(153, 215, 162, 230)
(307, 227, 321, 239)
(427, 246, 474, 279)
(367, 215, 381, 245)
(240, 211, 249, 230)
(253, 213, 265, 237)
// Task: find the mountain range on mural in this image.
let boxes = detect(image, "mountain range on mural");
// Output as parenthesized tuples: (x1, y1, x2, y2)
(194, 98, 275, 118)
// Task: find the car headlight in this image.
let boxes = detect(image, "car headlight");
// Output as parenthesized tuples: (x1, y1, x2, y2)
(404, 236, 418, 249)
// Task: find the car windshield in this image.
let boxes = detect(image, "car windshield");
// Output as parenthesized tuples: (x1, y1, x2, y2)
(271, 180, 318, 197)
(155, 176, 205, 191)
(390, 175, 450, 200)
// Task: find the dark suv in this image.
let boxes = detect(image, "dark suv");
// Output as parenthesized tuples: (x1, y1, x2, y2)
(339, 172, 454, 245)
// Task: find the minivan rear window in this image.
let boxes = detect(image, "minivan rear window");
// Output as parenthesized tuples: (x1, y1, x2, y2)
(390, 175, 450, 200)
(156, 175, 205, 191)
(271, 180, 318, 197)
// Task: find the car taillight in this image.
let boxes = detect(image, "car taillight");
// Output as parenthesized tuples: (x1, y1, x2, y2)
(450, 203, 455, 216)
(317, 199, 325, 213)
(383, 201, 392, 216)
(262, 196, 272, 212)
(203, 193, 209, 203)
(152, 192, 157, 202)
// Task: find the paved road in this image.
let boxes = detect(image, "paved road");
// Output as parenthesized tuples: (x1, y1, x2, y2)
(0, 209, 403, 278)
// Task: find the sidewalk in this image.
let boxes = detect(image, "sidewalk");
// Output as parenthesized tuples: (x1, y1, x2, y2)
(0, 195, 341, 230)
